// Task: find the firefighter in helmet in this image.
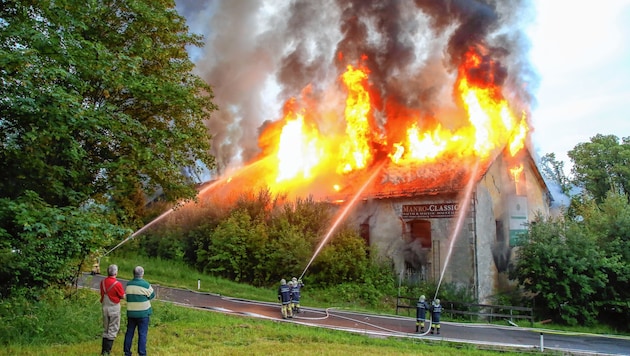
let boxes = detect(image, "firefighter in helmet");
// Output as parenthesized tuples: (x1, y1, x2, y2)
(290, 277, 304, 314)
(277, 279, 293, 319)
(415, 295, 429, 332)
(430, 298, 442, 335)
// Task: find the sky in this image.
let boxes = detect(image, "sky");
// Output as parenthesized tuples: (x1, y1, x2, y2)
(528, 0, 630, 172)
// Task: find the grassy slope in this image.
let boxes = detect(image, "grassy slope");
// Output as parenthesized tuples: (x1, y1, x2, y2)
(2, 253, 621, 355)
(1, 293, 523, 356)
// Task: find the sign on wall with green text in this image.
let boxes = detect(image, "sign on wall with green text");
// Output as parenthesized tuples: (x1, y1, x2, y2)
(508, 196, 528, 246)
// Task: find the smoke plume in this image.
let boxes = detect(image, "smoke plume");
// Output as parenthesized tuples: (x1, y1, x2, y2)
(176, 0, 538, 176)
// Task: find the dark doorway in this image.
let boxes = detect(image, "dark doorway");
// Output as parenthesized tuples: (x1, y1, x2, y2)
(410, 220, 431, 248)
(359, 223, 370, 246)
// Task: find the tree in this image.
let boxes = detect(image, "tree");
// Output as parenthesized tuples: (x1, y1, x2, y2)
(509, 214, 607, 325)
(568, 134, 630, 203)
(1, 0, 216, 216)
(511, 193, 630, 329)
(579, 193, 630, 329)
(197, 210, 269, 284)
(539, 153, 572, 196)
(0, 192, 127, 298)
(0, 0, 217, 296)
(309, 225, 370, 287)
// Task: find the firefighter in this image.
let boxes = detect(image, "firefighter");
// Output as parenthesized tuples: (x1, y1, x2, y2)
(91, 259, 101, 275)
(290, 277, 304, 314)
(288, 280, 294, 310)
(430, 298, 442, 335)
(415, 295, 429, 332)
(277, 279, 293, 319)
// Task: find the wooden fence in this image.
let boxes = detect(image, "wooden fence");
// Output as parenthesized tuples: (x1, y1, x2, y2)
(396, 295, 534, 326)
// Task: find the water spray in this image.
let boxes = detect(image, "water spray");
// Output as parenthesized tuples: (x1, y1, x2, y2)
(432, 162, 480, 301)
(298, 160, 386, 281)
(95, 176, 229, 269)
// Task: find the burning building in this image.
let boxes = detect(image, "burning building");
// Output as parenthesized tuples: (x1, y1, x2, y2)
(176, 0, 549, 302)
(343, 146, 551, 303)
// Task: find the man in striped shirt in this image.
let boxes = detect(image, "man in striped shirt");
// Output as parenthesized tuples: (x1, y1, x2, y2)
(123, 266, 155, 356)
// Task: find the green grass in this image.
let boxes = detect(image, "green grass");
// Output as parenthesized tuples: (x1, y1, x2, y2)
(3, 253, 624, 355)
(101, 253, 630, 337)
(0, 289, 527, 356)
(105, 253, 277, 303)
(103, 253, 392, 313)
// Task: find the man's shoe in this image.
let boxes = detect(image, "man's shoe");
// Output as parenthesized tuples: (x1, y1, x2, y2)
(101, 338, 108, 355)
(104, 339, 114, 354)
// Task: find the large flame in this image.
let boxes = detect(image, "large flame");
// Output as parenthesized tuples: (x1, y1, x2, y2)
(276, 111, 322, 182)
(254, 47, 530, 197)
(338, 64, 373, 174)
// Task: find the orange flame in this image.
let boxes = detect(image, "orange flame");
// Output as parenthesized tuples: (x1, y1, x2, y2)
(276, 112, 322, 182)
(510, 163, 525, 195)
(391, 124, 452, 164)
(390, 47, 529, 165)
(509, 113, 529, 157)
(254, 48, 530, 198)
(458, 76, 521, 158)
(338, 65, 373, 173)
(510, 164, 524, 182)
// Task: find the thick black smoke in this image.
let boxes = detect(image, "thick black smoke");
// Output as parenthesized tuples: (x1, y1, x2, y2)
(176, 0, 537, 175)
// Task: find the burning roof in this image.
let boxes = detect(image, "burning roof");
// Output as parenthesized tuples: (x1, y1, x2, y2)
(179, 1, 537, 201)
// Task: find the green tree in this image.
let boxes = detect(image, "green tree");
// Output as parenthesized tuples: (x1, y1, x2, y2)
(0, 192, 127, 298)
(579, 193, 630, 329)
(511, 193, 630, 330)
(540, 153, 572, 196)
(197, 210, 269, 284)
(309, 226, 370, 287)
(509, 214, 607, 325)
(568, 134, 630, 203)
(1, 0, 216, 216)
(262, 217, 312, 284)
(0, 0, 216, 296)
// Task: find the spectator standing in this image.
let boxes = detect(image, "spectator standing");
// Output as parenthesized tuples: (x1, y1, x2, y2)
(100, 264, 125, 355)
(123, 266, 155, 356)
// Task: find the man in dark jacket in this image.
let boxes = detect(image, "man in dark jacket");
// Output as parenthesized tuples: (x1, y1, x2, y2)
(123, 266, 155, 356)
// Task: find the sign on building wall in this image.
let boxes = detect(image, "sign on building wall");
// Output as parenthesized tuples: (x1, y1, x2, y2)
(508, 196, 528, 246)
(401, 203, 459, 219)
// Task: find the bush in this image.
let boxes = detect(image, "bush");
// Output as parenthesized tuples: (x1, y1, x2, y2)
(0, 288, 101, 346)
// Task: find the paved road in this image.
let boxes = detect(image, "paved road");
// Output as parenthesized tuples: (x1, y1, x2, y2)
(82, 274, 630, 355)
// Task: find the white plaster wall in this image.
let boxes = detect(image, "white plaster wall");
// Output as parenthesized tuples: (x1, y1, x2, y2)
(350, 196, 475, 289)
(474, 186, 499, 304)
(345, 152, 551, 303)
(352, 199, 405, 267)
